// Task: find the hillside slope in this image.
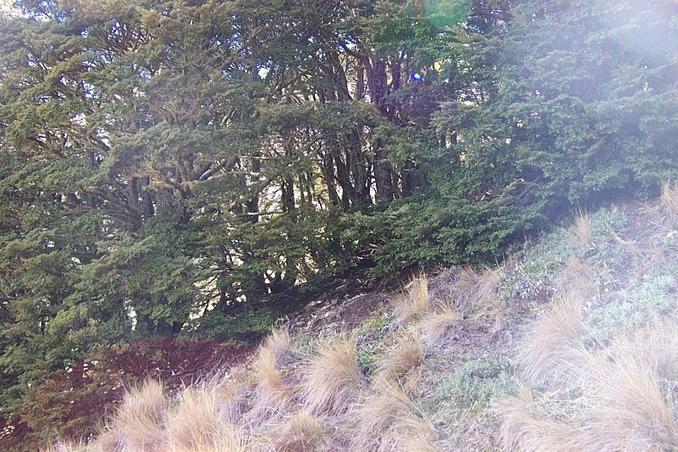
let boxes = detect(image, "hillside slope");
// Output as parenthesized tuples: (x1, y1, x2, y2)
(52, 189, 678, 451)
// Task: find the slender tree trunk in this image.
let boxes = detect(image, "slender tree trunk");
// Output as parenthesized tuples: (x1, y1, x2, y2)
(321, 149, 341, 206)
(356, 65, 365, 100)
(366, 57, 396, 203)
(333, 149, 358, 208)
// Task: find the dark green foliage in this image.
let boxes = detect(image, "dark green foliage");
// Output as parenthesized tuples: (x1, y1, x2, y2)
(362, 0, 677, 278)
(0, 0, 675, 441)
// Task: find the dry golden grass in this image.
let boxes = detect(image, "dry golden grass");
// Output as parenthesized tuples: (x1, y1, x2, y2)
(354, 380, 437, 451)
(261, 329, 292, 365)
(393, 274, 430, 324)
(103, 380, 167, 451)
(85, 381, 248, 452)
(573, 211, 593, 248)
(393, 408, 441, 452)
(212, 366, 252, 423)
(267, 411, 325, 452)
(376, 334, 424, 384)
(251, 352, 286, 411)
(453, 265, 502, 312)
(299, 335, 363, 415)
(164, 387, 241, 452)
(661, 180, 678, 226)
(502, 321, 678, 451)
(498, 388, 578, 452)
(417, 305, 459, 350)
(202, 424, 249, 452)
(396, 433, 441, 452)
(518, 296, 585, 386)
(577, 324, 678, 451)
(41, 441, 90, 452)
(555, 257, 597, 302)
(251, 329, 292, 408)
(87, 431, 120, 452)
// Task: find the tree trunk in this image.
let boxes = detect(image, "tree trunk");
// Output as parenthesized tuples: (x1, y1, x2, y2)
(366, 57, 396, 203)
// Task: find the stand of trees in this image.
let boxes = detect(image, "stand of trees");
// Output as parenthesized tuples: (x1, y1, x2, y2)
(0, 0, 675, 420)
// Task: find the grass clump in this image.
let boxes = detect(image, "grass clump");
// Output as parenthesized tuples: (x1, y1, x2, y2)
(354, 380, 437, 451)
(165, 387, 247, 452)
(453, 266, 502, 313)
(518, 296, 585, 387)
(572, 211, 593, 249)
(211, 367, 251, 423)
(498, 388, 576, 452)
(417, 305, 459, 350)
(300, 335, 363, 415)
(376, 335, 424, 384)
(268, 411, 325, 452)
(500, 320, 678, 451)
(251, 328, 292, 409)
(577, 323, 678, 450)
(394, 274, 430, 324)
(104, 380, 167, 451)
(555, 258, 597, 302)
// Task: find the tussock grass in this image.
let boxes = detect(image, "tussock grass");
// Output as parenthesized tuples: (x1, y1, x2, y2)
(518, 296, 585, 387)
(268, 411, 325, 451)
(213, 366, 251, 423)
(418, 305, 459, 350)
(578, 323, 678, 451)
(202, 424, 249, 452)
(376, 334, 424, 384)
(251, 351, 285, 410)
(42, 441, 90, 452)
(661, 180, 678, 225)
(453, 265, 501, 312)
(261, 329, 292, 365)
(85, 382, 248, 452)
(396, 432, 441, 452)
(354, 380, 437, 451)
(498, 388, 577, 452)
(300, 335, 363, 415)
(502, 322, 678, 451)
(393, 274, 430, 323)
(251, 329, 292, 409)
(105, 380, 167, 451)
(573, 211, 593, 248)
(555, 258, 597, 302)
(164, 387, 236, 452)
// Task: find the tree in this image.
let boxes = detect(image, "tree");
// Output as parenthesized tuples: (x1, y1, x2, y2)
(0, 0, 473, 417)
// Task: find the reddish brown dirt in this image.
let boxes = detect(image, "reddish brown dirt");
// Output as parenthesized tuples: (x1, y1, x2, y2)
(2, 338, 255, 450)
